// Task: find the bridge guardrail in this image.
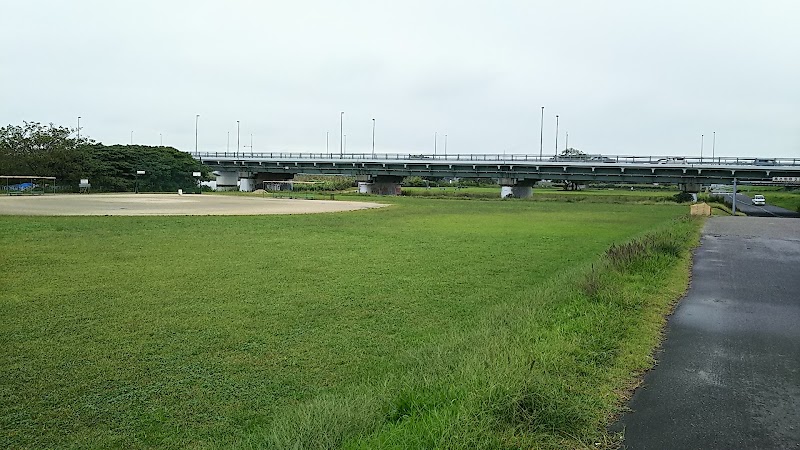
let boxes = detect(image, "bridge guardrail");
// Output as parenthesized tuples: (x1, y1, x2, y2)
(194, 152, 800, 166)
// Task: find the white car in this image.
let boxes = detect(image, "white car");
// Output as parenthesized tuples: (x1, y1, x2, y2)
(752, 194, 766, 206)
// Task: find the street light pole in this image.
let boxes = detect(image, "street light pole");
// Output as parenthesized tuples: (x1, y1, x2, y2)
(444, 134, 447, 157)
(77, 116, 81, 140)
(227, 131, 230, 152)
(565, 131, 569, 150)
(539, 106, 544, 159)
(434, 132, 437, 155)
(195, 114, 199, 155)
(237, 120, 240, 157)
(131, 131, 133, 145)
(712, 131, 716, 160)
(326, 131, 329, 153)
(554, 115, 559, 156)
(700, 134, 704, 160)
(372, 118, 375, 157)
(160, 133, 162, 146)
(250, 133, 253, 155)
(344, 134, 347, 153)
(340, 112, 344, 156)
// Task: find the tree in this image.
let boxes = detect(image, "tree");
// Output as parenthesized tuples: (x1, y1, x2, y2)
(1, 121, 209, 192)
(0, 122, 93, 182)
(559, 147, 586, 157)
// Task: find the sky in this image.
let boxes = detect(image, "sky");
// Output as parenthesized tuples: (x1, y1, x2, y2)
(2, 0, 799, 158)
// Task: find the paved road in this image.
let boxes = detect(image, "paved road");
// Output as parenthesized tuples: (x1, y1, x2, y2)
(714, 193, 800, 218)
(615, 217, 800, 449)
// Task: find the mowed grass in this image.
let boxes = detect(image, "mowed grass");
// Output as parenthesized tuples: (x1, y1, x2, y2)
(0, 198, 697, 448)
(401, 186, 678, 203)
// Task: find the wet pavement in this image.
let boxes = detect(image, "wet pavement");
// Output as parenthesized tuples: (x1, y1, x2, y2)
(615, 217, 800, 449)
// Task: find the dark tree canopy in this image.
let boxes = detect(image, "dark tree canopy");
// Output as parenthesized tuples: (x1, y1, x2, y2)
(0, 122, 93, 182)
(559, 147, 585, 157)
(1, 122, 209, 192)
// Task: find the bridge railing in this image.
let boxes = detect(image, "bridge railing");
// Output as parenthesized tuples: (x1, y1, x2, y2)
(194, 152, 800, 166)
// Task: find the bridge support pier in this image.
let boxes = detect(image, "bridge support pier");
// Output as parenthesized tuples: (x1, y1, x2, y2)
(215, 171, 239, 191)
(254, 173, 294, 191)
(498, 178, 537, 199)
(358, 175, 403, 195)
(679, 183, 702, 193)
(239, 176, 255, 192)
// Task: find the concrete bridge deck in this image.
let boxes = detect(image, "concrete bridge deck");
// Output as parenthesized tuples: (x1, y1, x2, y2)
(195, 152, 800, 196)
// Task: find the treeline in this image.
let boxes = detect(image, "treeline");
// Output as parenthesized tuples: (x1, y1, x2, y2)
(0, 122, 209, 192)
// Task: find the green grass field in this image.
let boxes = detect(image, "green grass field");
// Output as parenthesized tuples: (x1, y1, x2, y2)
(0, 198, 701, 448)
(401, 186, 678, 203)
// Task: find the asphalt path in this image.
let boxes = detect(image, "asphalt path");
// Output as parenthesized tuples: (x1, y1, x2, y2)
(714, 193, 800, 218)
(615, 217, 800, 449)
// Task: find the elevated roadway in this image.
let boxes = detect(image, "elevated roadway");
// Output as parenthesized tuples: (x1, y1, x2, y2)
(196, 152, 800, 197)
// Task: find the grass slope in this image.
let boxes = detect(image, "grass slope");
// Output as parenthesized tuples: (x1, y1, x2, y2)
(0, 198, 697, 448)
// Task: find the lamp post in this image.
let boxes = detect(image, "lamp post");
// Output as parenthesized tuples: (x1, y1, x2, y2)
(539, 106, 544, 159)
(130, 131, 133, 145)
(227, 131, 230, 153)
(160, 133, 162, 146)
(565, 131, 569, 151)
(340, 112, 344, 156)
(195, 114, 199, 155)
(372, 118, 376, 157)
(250, 133, 253, 155)
(236, 120, 240, 158)
(700, 134, 704, 160)
(77, 116, 81, 140)
(444, 134, 447, 157)
(554, 115, 559, 156)
(326, 131, 329, 153)
(344, 134, 347, 153)
(712, 131, 716, 160)
(434, 132, 437, 156)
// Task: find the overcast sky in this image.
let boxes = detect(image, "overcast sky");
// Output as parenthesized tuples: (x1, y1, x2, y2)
(2, 0, 799, 158)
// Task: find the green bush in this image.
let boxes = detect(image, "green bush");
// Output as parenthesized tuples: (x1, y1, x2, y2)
(673, 192, 695, 203)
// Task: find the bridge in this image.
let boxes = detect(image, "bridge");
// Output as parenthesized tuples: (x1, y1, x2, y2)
(197, 152, 800, 197)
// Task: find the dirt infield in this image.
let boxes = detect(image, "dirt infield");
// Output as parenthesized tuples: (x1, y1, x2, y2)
(0, 194, 387, 216)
